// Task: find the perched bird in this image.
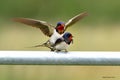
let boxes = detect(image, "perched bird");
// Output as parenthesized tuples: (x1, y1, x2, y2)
(51, 32, 73, 52)
(13, 12, 88, 51)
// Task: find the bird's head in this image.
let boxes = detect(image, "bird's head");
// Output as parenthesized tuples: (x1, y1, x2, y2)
(63, 32, 73, 45)
(55, 22, 65, 34)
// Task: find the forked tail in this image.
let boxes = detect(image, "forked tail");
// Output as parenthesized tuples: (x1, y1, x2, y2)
(29, 41, 55, 51)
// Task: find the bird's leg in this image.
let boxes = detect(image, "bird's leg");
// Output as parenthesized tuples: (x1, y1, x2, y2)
(50, 48, 55, 51)
(55, 50, 68, 53)
(50, 47, 57, 51)
(55, 51, 60, 53)
(55, 50, 61, 53)
(64, 49, 68, 52)
(42, 40, 56, 51)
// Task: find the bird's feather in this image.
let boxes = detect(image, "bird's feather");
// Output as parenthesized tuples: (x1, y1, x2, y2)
(65, 12, 88, 31)
(53, 38, 64, 47)
(12, 18, 54, 37)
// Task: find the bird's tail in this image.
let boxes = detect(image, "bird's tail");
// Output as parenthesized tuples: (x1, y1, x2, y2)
(26, 44, 44, 48)
(31, 43, 46, 47)
(29, 41, 48, 48)
(28, 40, 54, 51)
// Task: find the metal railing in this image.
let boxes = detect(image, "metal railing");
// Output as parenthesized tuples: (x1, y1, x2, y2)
(0, 51, 120, 65)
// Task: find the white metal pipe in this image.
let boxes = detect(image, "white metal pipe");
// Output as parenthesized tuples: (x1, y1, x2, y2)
(0, 51, 120, 65)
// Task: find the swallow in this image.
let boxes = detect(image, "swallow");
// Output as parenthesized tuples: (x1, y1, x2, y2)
(13, 12, 88, 51)
(51, 32, 73, 52)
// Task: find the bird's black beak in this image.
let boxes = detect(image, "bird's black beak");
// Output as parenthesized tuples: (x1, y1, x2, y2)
(70, 36, 73, 44)
(71, 39, 73, 44)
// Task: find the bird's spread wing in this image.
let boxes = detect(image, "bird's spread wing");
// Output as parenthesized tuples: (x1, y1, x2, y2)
(65, 12, 88, 31)
(13, 18, 54, 37)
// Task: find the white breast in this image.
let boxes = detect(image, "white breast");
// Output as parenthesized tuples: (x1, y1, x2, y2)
(55, 42, 69, 50)
(49, 29, 63, 45)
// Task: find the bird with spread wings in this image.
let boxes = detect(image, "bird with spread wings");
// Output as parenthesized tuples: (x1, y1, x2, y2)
(13, 12, 88, 51)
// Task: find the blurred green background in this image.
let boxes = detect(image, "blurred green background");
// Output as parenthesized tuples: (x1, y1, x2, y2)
(0, 0, 120, 80)
(0, 0, 120, 51)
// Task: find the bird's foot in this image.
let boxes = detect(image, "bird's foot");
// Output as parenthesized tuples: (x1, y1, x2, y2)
(54, 49, 68, 53)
